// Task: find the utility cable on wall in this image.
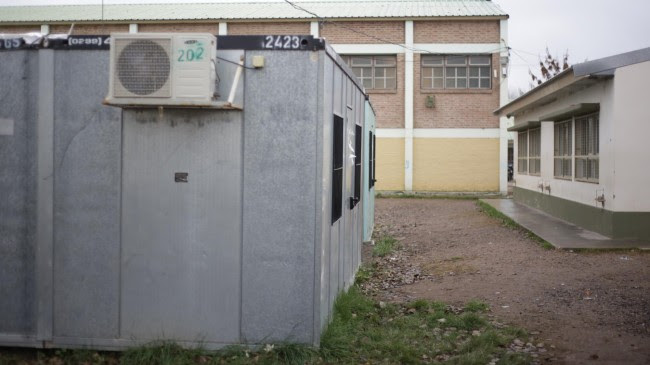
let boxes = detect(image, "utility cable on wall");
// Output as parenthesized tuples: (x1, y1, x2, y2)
(282, 0, 435, 55)
(282, 0, 511, 65)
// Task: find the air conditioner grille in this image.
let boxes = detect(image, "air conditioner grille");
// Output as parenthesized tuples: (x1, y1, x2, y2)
(115, 39, 172, 97)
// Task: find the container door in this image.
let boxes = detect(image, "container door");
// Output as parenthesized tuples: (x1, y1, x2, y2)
(120, 109, 242, 343)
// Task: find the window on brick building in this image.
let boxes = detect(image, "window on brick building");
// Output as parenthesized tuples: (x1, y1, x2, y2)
(421, 55, 491, 89)
(342, 55, 396, 90)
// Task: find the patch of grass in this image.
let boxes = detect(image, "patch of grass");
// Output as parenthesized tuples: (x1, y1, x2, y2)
(121, 341, 318, 365)
(261, 343, 318, 365)
(497, 352, 533, 365)
(476, 200, 519, 229)
(320, 287, 530, 365)
(464, 300, 490, 313)
(54, 349, 116, 365)
(446, 312, 487, 331)
(1, 290, 529, 365)
(121, 341, 204, 365)
(372, 235, 398, 257)
(538, 240, 555, 250)
(477, 201, 555, 250)
(354, 264, 374, 285)
(0, 348, 119, 365)
(569, 247, 650, 254)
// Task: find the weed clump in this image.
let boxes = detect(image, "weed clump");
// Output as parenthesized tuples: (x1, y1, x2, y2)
(373, 235, 398, 257)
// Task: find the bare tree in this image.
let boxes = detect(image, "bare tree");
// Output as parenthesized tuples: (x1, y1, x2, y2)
(529, 47, 570, 87)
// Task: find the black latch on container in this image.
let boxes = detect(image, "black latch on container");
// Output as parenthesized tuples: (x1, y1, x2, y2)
(175, 172, 188, 183)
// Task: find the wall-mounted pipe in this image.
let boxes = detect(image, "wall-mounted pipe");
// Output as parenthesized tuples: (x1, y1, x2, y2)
(227, 55, 244, 104)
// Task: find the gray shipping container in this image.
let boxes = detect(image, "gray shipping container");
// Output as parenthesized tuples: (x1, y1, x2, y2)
(0, 34, 370, 349)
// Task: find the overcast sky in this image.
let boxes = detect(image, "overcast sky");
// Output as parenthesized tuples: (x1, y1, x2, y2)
(2, 0, 649, 93)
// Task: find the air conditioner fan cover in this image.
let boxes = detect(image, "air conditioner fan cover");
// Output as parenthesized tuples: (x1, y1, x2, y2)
(115, 39, 172, 97)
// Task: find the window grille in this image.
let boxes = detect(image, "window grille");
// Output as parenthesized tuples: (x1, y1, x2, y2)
(518, 131, 528, 174)
(421, 55, 491, 90)
(528, 128, 541, 175)
(332, 115, 344, 224)
(421, 56, 444, 89)
(575, 113, 599, 182)
(469, 56, 491, 89)
(342, 55, 396, 90)
(554, 120, 572, 179)
(445, 56, 467, 88)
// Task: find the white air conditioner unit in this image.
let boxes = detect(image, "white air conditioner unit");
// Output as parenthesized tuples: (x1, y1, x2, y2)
(105, 33, 217, 107)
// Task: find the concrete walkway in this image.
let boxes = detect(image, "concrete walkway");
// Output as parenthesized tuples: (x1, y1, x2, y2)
(481, 198, 650, 250)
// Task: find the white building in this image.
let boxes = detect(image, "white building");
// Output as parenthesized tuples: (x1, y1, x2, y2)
(496, 48, 650, 241)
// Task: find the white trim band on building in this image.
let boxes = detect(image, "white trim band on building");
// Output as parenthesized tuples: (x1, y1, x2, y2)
(404, 20, 414, 191)
(218, 22, 227, 35)
(331, 43, 502, 55)
(310, 21, 319, 37)
(376, 128, 501, 138)
(413, 43, 504, 54)
(498, 18, 509, 195)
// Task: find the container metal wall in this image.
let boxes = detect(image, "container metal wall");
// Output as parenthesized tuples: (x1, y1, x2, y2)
(52, 50, 122, 339)
(121, 109, 242, 344)
(0, 50, 38, 339)
(241, 50, 319, 344)
(343, 77, 354, 290)
(317, 52, 366, 337)
(0, 42, 369, 349)
(330, 66, 344, 310)
(363, 101, 377, 242)
(318, 56, 335, 335)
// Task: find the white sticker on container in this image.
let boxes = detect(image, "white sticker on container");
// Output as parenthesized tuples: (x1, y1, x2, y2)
(0, 118, 14, 136)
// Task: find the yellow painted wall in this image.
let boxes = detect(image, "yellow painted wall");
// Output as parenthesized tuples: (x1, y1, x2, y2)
(413, 138, 499, 191)
(376, 138, 405, 191)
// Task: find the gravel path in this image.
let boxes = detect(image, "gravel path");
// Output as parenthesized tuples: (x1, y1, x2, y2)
(371, 198, 650, 365)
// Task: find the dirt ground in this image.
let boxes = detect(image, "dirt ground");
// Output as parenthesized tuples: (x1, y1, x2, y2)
(368, 198, 650, 365)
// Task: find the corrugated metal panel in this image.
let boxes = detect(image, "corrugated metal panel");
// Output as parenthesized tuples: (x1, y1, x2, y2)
(0, 1, 507, 23)
(573, 47, 650, 76)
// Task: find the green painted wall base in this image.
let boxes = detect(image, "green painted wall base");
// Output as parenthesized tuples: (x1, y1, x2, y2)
(513, 187, 650, 241)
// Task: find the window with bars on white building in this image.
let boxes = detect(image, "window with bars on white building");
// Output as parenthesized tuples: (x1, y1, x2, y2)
(554, 120, 572, 179)
(575, 113, 599, 182)
(342, 55, 396, 90)
(528, 128, 541, 175)
(421, 55, 491, 90)
(517, 130, 528, 174)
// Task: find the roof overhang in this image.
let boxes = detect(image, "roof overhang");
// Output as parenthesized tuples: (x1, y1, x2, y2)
(494, 69, 612, 119)
(506, 103, 601, 132)
(537, 103, 600, 122)
(496, 49, 650, 119)
(507, 121, 540, 132)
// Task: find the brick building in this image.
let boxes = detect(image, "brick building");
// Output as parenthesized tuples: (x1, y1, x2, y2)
(0, 0, 510, 193)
